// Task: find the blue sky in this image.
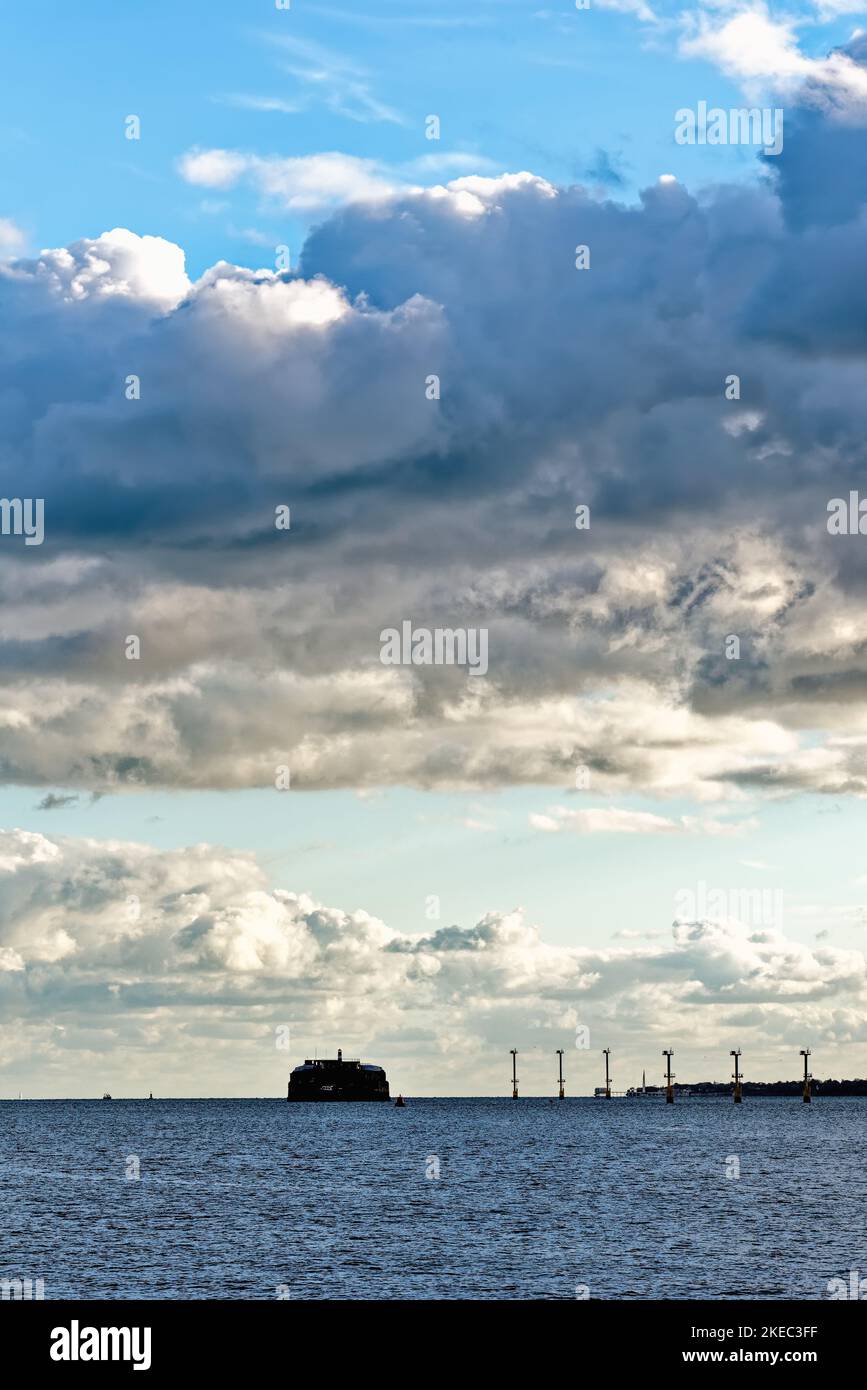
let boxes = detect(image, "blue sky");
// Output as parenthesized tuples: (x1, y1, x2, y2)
(3, 0, 858, 275)
(3, 0, 867, 1094)
(0, 779, 863, 955)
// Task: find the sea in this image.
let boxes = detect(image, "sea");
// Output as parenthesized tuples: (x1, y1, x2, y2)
(1, 1096, 864, 1300)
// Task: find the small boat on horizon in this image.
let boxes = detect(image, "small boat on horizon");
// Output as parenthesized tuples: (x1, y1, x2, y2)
(102, 1092, 112, 1100)
(394, 1094, 406, 1107)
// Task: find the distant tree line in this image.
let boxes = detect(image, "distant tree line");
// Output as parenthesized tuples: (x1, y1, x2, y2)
(684, 1079, 867, 1096)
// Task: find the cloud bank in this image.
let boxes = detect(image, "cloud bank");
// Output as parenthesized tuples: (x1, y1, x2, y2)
(1, 829, 865, 1094)
(3, 50, 867, 802)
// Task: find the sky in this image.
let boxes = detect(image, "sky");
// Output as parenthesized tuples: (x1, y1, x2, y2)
(3, 0, 867, 1095)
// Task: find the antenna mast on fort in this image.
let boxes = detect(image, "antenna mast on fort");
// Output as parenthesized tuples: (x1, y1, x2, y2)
(556, 1049, 565, 1099)
(603, 1048, 611, 1099)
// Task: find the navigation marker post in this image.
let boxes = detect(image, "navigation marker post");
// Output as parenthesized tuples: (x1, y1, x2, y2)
(800, 1048, 812, 1104)
(731, 1049, 743, 1104)
(663, 1049, 675, 1104)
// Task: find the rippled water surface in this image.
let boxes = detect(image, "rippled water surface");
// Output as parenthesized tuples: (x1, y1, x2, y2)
(1, 1097, 864, 1299)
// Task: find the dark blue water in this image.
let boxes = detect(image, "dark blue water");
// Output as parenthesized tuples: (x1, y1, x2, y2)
(1, 1097, 865, 1299)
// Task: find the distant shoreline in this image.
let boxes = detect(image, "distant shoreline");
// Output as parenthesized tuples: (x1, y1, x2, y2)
(663, 1078, 867, 1097)
(5, 1081, 867, 1101)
